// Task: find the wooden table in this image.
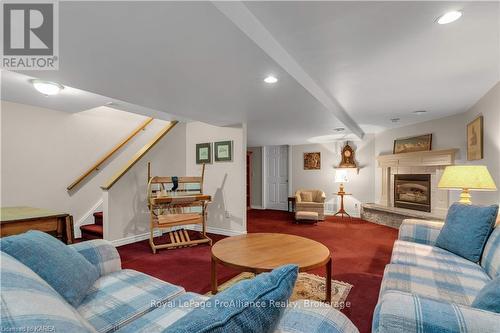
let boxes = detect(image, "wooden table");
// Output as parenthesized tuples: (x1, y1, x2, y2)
(334, 192, 352, 218)
(211, 233, 332, 303)
(287, 196, 296, 212)
(0, 207, 74, 244)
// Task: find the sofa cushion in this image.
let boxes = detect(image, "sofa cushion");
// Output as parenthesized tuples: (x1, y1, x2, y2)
(115, 292, 207, 333)
(373, 290, 500, 333)
(0, 230, 99, 307)
(0, 251, 96, 333)
(70, 239, 122, 277)
(380, 264, 490, 305)
(391, 240, 487, 277)
(276, 300, 359, 333)
(435, 203, 498, 262)
(471, 276, 500, 313)
(163, 264, 298, 333)
(481, 225, 500, 278)
(300, 192, 313, 202)
(77, 269, 184, 333)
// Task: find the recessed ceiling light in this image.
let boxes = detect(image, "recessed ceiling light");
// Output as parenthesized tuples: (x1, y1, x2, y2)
(264, 75, 278, 84)
(437, 11, 462, 25)
(31, 79, 64, 95)
(413, 110, 428, 115)
(390, 118, 400, 123)
(334, 127, 345, 132)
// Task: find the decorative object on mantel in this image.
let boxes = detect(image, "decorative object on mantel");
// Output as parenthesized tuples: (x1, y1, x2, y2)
(467, 116, 483, 161)
(393, 134, 432, 154)
(338, 142, 357, 168)
(196, 143, 212, 164)
(303, 152, 321, 170)
(214, 141, 233, 162)
(438, 165, 497, 204)
(334, 169, 351, 218)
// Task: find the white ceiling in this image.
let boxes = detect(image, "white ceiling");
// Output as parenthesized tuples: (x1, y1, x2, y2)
(2, 1, 498, 146)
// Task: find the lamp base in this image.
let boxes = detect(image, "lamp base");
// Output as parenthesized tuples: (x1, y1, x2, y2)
(458, 189, 472, 205)
(338, 183, 345, 194)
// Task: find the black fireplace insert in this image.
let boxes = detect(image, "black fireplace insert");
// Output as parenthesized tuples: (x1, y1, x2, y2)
(394, 174, 431, 212)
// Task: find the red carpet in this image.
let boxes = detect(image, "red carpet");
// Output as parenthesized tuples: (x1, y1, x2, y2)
(117, 210, 398, 333)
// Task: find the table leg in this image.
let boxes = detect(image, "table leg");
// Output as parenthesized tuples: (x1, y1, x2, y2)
(325, 257, 332, 304)
(211, 256, 218, 294)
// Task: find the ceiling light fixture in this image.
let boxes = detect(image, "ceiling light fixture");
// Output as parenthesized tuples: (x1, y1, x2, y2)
(437, 11, 463, 25)
(390, 118, 400, 123)
(334, 127, 345, 132)
(31, 79, 64, 96)
(413, 110, 428, 115)
(264, 75, 278, 84)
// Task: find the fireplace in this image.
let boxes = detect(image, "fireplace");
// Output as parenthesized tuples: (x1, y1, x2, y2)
(394, 174, 431, 212)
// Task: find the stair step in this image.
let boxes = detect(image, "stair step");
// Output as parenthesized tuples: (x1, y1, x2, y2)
(93, 211, 103, 226)
(80, 224, 103, 240)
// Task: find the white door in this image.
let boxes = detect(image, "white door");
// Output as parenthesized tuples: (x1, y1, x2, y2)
(265, 145, 288, 210)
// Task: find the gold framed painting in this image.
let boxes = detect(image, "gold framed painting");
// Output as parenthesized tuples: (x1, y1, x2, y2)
(304, 152, 321, 170)
(393, 134, 432, 154)
(467, 116, 483, 161)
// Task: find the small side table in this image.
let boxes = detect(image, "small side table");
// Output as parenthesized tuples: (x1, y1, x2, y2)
(334, 192, 352, 218)
(287, 196, 296, 212)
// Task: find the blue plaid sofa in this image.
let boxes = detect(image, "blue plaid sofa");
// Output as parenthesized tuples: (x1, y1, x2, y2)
(1, 239, 358, 333)
(373, 219, 500, 333)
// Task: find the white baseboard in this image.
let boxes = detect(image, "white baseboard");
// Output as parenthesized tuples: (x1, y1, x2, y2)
(110, 230, 161, 247)
(250, 205, 264, 210)
(74, 199, 103, 238)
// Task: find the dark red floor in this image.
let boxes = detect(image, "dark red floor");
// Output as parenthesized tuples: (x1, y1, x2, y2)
(117, 210, 398, 333)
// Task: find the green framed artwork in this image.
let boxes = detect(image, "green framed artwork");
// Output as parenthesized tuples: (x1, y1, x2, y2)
(214, 141, 233, 162)
(196, 143, 212, 164)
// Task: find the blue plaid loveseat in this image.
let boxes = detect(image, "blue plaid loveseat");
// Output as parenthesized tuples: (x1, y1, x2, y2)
(1, 239, 358, 333)
(373, 219, 500, 333)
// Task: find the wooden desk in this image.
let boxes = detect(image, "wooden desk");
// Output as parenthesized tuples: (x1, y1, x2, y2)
(0, 207, 74, 244)
(211, 233, 332, 303)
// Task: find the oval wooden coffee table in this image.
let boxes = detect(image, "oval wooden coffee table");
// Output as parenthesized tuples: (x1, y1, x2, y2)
(211, 233, 332, 303)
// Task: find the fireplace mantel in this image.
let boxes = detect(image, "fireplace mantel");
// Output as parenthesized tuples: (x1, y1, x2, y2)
(376, 148, 459, 222)
(377, 149, 458, 168)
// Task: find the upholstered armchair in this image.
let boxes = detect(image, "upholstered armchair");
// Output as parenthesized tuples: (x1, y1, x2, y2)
(295, 189, 326, 220)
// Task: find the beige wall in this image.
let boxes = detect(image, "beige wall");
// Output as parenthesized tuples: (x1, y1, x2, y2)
(290, 135, 375, 217)
(104, 123, 186, 243)
(247, 146, 262, 208)
(186, 122, 247, 235)
(375, 82, 500, 206)
(0, 101, 160, 230)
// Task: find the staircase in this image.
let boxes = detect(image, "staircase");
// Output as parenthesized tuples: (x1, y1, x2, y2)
(80, 212, 103, 240)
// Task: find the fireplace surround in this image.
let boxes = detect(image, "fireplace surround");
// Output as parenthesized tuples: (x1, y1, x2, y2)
(394, 174, 431, 212)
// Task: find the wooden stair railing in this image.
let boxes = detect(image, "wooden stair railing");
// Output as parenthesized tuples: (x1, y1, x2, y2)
(67, 117, 153, 191)
(101, 121, 178, 190)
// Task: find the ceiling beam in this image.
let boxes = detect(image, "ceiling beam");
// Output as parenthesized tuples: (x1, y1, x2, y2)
(213, 1, 364, 139)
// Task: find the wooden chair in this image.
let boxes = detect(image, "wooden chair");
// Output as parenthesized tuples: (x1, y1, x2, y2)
(147, 163, 212, 253)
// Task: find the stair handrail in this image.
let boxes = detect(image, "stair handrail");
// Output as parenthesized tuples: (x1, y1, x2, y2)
(67, 117, 154, 191)
(100, 121, 178, 190)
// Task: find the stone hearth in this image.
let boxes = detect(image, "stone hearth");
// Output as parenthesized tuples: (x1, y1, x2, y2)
(361, 203, 445, 229)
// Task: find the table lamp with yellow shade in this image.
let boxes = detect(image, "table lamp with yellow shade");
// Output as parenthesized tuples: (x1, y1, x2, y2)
(438, 165, 497, 204)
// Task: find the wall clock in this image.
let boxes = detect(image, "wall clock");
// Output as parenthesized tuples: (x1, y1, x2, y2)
(339, 142, 357, 168)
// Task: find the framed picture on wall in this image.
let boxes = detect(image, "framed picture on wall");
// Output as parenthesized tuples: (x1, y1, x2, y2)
(467, 116, 483, 161)
(196, 143, 212, 164)
(214, 141, 233, 162)
(304, 152, 321, 170)
(393, 134, 432, 154)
